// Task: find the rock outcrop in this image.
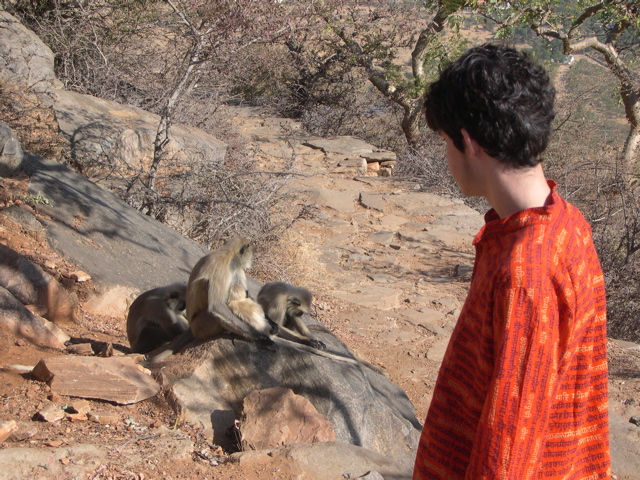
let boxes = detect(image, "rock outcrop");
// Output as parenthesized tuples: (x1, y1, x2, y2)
(158, 334, 421, 466)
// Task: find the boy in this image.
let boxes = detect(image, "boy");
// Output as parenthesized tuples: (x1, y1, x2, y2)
(413, 44, 610, 479)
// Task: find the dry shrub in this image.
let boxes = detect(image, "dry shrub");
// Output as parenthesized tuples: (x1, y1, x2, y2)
(0, 81, 67, 162)
(546, 136, 640, 343)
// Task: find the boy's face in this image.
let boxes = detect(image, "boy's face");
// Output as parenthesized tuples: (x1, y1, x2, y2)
(441, 131, 481, 197)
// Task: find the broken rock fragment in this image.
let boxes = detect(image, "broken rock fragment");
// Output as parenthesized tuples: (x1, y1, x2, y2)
(0, 420, 17, 443)
(240, 387, 335, 450)
(31, 356, 160, 404)
(34, 404, 65, 423)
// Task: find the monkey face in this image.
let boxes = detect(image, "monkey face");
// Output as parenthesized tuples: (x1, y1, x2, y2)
(238, 242, 254, 269)
(287, 297, 308, 317)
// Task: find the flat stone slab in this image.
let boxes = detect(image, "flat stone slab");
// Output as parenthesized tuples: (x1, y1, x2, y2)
(398, 225, 475, 248)
(432, 213, 485, 230)
(368, 231, 396, 245)
(427, 337, 451, 363)
(400, 309, 448, 328)
(0, 428, 192, 479)
(230, 441, 412, 480)
(385, 193, 480, 218)
(360, 192, 386, 212)
(331, 285, 403, 310)
(32, 356, 160, 404)
(303, 136, 375, 155)
(307, 187, 357, 212)
(360, 151, 397, 162)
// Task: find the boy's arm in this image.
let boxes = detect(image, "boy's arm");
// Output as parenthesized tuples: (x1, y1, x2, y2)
(465, 285, 560, 479)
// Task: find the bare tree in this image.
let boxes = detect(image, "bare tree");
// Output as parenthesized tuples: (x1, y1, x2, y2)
(481, 0, 640, 175)
(310, 0, 472, 147)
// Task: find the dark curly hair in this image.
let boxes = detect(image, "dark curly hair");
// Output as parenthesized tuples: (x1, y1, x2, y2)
(425, 44, 556, 168)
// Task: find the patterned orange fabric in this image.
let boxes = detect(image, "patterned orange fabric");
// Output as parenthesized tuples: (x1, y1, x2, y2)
(413, 181, 610, 480)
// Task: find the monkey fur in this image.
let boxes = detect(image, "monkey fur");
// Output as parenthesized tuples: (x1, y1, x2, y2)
(257, 281, 326, 350)
(126, 283, 188, 354)
(144, 237, 274, 364)
(227, 283, 278, 335)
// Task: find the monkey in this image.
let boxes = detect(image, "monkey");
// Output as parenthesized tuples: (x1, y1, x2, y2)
(126, 283, 188, 354)
(257, 281, 326, 350)
(226, 282, 386, 375)
(186, 236, 274, 345)
(255, 281, 388, 376)
(227, 283, 278, 336)
(144, 236, 274, 364)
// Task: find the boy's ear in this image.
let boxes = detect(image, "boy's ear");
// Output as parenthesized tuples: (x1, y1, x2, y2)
(461, 129, 481, 157)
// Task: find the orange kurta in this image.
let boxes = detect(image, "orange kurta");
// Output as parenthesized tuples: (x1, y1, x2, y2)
(413, 181, 610, 480)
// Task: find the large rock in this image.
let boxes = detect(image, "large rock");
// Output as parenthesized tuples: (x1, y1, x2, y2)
(0, 11, 63, 94)
(50, 88, 227, 174)
(240, 387, 336, 450)
(0, 123, 23, 176)
(0, 243, 78, 324)
(158, 335, 421, 467)
(0, 10, 227, 188)
(230, 441, 412, 480)
(0, 287, 67, 349)
(20, 154, 208, 291)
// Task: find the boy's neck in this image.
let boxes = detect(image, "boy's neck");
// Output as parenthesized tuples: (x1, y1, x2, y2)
(484, 162, 552, 219)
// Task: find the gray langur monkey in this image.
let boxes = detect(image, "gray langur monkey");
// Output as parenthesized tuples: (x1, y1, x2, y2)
(144, 237, 274, 364)
(126, 283, 188, 354)
(187, 237, 273, 345)
(257, 281, 326, 350)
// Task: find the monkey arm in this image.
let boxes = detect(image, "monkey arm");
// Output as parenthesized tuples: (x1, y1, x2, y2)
(276, 323, 326, 350)
(143, 329, 195, 365)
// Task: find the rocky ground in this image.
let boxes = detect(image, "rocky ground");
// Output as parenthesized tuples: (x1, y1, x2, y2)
(1, 105, 639, 479)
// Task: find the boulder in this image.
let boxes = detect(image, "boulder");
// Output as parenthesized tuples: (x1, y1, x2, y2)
(230, 441, 412, 480)
(0, 287, 67, 349)
(0, 12, 63, 94)
(0, 243, 78, 324)
(0, 123, 23, 176)
(50, 88, 227, 175)
(240, 387, 335, 450)
(20, 155, 208, 291)
(158, 335, 421, 467)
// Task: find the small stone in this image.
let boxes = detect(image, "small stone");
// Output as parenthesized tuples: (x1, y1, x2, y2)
(67, 399, 91, 415)
(65, 413, 88, 422)
(14, 339, 27, 347)
(48, 393, 64, 403)
(7, 422, 37, 442)
(66, 343, 93, 355)
(630, 416, 640, 427)
(0, 420, 17, 443)
(34, 404, 65, 423)
(60, 458, 70, 465)
(45, 440, 63, 447)
(88, 412, 119, 424)
(71, 271, 91, 282)
(43, 260, 57, 270)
